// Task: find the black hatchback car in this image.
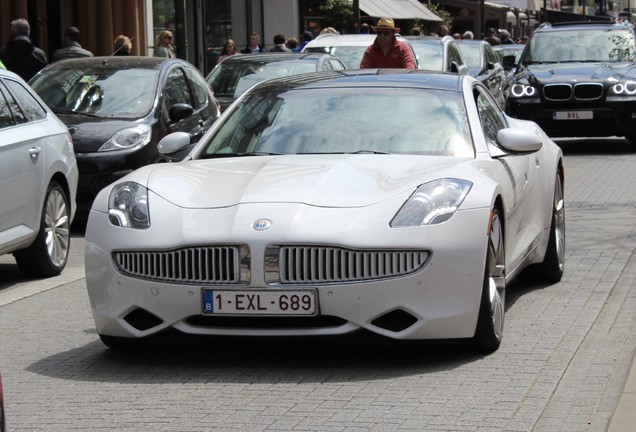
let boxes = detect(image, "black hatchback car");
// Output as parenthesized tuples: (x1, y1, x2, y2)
(504, 21, 636, 148)
(30, 56, 220, 215)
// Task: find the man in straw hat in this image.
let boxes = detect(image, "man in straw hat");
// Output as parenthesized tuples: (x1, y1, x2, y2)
(360, 17, 415, 69)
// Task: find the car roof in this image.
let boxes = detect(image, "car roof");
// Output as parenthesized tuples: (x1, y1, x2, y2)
(247, 69, 464, 93)
(304, 34, 382, 47)
(217, 52, 339, 64)
(493, 44, 525, 50)
(535, 20, 632, 32)
(36, 56, 184, 70)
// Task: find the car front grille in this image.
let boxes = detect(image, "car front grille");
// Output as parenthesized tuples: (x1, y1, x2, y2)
(265, 246, 429, 284)
(112, 245, 428, 285)
(113, 245, 249, 284)
(543, 83, 603, 101)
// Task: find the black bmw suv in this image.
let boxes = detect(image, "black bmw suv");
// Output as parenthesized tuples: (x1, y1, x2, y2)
(505, 21, 636, 148)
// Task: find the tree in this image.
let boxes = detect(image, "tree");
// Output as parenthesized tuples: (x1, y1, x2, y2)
(320, 0, 353, 33)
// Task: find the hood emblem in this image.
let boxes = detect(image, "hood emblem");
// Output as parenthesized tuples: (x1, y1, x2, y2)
(252, 219, 272, 231)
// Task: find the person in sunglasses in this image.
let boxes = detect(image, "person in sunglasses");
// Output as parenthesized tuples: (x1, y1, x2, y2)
(360, 17, 415, 69)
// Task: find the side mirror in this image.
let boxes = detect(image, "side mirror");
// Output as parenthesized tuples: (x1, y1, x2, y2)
(168, 103, 194, 123)
(158, 131, 192, 156)
(501, 54, 516, 69)
(496, 128, 543, 153)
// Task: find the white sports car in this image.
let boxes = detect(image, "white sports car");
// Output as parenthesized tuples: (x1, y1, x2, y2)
(85, 70, 565, 352)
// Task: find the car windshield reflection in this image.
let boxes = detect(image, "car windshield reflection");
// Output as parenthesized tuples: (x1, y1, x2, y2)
(523, 29, 636, 63)
(30, 68, 159, 118)
(200, 88, 474, 158)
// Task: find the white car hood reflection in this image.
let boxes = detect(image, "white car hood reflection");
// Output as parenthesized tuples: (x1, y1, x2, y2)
(147, 154, 466, 208)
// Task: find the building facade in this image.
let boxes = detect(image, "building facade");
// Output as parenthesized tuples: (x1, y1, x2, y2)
(0, 0, 629, 77)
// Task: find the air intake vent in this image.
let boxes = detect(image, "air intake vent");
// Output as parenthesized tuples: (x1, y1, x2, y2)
(113, 245, 249, 284)
(266, 246, 428, 284)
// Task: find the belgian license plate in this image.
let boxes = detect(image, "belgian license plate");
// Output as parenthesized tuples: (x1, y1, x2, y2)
(553, 111, 593, 120)
(201, 289, 318, 316)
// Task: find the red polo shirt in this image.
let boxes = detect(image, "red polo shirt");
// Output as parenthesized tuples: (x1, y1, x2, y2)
(360, 37, 416, 69)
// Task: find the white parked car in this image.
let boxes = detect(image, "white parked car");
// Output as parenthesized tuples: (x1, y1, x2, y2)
(85, 70, 564, 352)
(0, 69, 78, 277)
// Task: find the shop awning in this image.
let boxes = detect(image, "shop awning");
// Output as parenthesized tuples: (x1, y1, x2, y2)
(359, 0, 443, 21)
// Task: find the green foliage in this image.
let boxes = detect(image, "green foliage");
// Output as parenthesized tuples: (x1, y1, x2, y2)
(320, 0, 353, 32)
(416, 1, 453, 36)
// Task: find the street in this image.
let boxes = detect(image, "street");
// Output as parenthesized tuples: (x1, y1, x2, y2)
(1, 138, 636, 431)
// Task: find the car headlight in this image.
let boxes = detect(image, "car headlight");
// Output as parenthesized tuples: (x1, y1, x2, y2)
(108, 182, 150, 228)
(390, 178, 472, 227)
(98, 124, 152, 152)
(609, 80, 636, 95)
(508, 83, 537, 98)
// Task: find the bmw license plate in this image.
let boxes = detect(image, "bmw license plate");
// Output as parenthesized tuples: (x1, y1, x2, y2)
(553, 111, 593, 120)
(201, 289, 318, 315)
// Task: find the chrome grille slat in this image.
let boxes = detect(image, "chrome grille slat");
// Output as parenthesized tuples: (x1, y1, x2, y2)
(275, 246, 428, 284)
(113, 246, 243, 284)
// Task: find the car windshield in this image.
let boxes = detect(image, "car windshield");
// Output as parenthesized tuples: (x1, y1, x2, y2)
(30, 67, 159, 118)
(199, 87, 474, 157)
(523, 28, 636, 63)
(458, 44, 481, 68)
(304, 46, 365, 69)
(411, 43, 444, 71)
(207, 61, 318, 98)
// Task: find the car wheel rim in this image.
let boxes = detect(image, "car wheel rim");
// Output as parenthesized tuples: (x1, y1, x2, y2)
(554, 177, 565, 272)
(488, 212, 505, 341)
(44, 189, 70, 268)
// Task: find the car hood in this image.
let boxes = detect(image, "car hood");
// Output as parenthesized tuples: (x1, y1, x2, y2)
(143, 155, 467, 208)
(524, 62, 633, 84)
(56, 113, 141, 153)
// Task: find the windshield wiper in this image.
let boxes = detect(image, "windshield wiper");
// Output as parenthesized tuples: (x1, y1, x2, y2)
(51, 107, 101, 118)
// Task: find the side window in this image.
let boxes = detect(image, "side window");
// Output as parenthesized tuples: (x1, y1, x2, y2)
(0, 86, 16, 129)
(163, 67, 193, 109)
(4, 79, 47, 122)
(475, 86, 506, 145)
(183, 66, 209, 110)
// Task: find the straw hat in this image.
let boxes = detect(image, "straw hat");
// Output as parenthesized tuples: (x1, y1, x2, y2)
(371, 17, 400, 33)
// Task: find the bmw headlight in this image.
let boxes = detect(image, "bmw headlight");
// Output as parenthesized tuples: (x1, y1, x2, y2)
(390, 178, 472, 227)
(609, 80, 636, 95)
(98, 123, 152, 152)
(508, 83, 537, 98)
(108, 182, 150, 228)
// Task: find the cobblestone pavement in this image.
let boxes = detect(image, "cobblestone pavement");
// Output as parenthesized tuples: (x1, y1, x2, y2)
(0, 139, 635, 431)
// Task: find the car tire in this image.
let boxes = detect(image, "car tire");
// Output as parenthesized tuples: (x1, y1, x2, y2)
(14, 181, 71, 277)
(473, 208, 505, 352)
(535, 171, 565, 283)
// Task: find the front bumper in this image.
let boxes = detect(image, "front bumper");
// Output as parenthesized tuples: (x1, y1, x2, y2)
(506, 96, 636, 139)
(85, 199, 492, 341)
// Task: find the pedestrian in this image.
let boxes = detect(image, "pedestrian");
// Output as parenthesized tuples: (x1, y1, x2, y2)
(484, 28, 501, 46)
(438, 25, 450, 37)
(320, 27, 339, 35)
(294, 31, 314, 52)
(360, 17, 416, 69)
(453, 33, 462, 40)
(498, 29, 514, 44)
(217, 39, 240, 64)
(286, 37, 299, 51)
(240, 32, 265, 53)
(462, 30, 474, 40)
(154, 30, 176, 58)
(270, 34, 291, 52)
(360, 23, 370, 34)
(113, 35, 132, 56)
(0, 18, 47, 81)
(52, 26, 93, 62)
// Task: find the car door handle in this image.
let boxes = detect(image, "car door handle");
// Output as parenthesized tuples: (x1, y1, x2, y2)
(29, 147, 42, 158)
